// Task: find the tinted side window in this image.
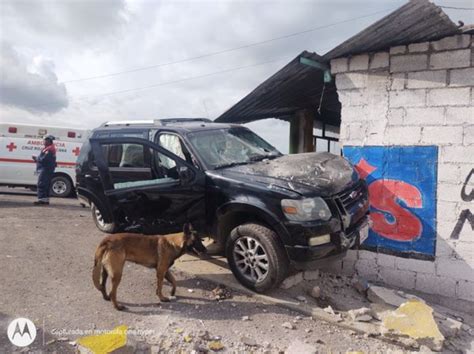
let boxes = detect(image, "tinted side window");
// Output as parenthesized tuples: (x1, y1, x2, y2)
(98, 143, 181, 190)
(102, 144, 149, 168)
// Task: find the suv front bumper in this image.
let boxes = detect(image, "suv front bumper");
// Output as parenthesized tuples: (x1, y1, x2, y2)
(284, 214, 370, 268)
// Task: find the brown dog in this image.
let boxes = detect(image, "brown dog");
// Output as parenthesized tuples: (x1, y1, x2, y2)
(92, 223, 206, 310)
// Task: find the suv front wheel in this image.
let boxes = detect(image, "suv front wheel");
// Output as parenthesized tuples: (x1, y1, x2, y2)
(91, 202, 117, 233)
(226, 223, 289, 292)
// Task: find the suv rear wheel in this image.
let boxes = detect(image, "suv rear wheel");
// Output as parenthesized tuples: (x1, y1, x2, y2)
(226, 223, 289, 292)
(91, 202, 117, 233)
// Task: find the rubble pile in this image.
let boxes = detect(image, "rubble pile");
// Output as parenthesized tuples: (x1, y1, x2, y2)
(283, 270, 473, 352)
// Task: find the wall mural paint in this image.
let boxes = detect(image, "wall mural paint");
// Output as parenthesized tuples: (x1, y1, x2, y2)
(343, 146, 438, 259)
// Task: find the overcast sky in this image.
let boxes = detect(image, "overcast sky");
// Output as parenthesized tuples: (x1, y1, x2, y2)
(0, 0, 472, 153)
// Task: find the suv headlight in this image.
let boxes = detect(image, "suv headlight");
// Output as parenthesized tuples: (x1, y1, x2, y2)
(281, 197, 332, 222)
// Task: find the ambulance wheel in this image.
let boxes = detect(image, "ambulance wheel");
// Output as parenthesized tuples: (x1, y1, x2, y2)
(50, 175, 72, 198)
(91, 203, 117, 233)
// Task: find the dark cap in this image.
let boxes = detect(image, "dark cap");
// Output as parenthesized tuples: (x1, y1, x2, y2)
(44, 135, 55, 141)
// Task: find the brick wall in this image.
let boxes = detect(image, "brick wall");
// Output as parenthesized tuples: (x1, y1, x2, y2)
(329, 34, 473, 302)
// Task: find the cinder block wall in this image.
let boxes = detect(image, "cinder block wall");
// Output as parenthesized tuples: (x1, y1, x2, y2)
(329, 34, 473, 301)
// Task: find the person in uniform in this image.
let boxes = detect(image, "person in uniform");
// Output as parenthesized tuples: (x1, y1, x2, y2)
(32, 135, 57, 205)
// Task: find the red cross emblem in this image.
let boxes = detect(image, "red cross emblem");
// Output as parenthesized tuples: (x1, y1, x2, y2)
(6, 142, 17, 152)
(72, 147, 81, 156)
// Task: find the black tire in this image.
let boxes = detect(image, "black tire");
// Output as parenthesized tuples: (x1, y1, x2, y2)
(91, 202, 117, 233)
(226, 223, 289, 293)
(50, 175, 72, 197)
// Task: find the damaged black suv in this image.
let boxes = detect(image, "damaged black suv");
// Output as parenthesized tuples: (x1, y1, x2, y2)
(76, 118, 369, 292)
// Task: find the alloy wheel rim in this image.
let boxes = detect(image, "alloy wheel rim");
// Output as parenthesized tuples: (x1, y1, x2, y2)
(93, 205, 106, 227)
(233, 236, 269, 283)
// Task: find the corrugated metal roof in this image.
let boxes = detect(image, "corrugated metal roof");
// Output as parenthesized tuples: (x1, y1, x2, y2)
(216, 0, 462, 124)
(323, 0, 460, 60)
(216, 51, 341, 124)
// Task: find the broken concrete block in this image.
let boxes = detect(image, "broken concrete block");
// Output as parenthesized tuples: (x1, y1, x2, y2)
(281, 322, 295, 330)
(348, 307, 374, 322)
(303, 270, 320, 281)
(367, 285, 407, 308)
(285, 340, 317, 354)
(280, 272, 303, 289)
(383, 299, 444, 350)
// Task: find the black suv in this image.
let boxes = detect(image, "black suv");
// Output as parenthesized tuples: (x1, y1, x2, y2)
(76, 118, 369, 292)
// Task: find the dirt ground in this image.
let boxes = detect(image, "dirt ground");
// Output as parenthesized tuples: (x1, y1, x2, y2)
(0, 189, 406, 353)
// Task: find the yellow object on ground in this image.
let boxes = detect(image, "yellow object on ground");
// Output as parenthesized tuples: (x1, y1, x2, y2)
(383, 299, 444, 341)
(76, 325, 128, 354)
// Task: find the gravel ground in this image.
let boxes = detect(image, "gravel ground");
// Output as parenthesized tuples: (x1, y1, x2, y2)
(0, 189, 404, 353)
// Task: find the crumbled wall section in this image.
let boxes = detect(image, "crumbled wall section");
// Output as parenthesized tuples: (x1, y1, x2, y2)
(329, 34, 473, 302)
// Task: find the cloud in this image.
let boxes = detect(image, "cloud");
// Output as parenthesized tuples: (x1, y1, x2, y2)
(0, 42, 68, 114)
(1, 0, 472, 153)
(2, 0, 128, 46)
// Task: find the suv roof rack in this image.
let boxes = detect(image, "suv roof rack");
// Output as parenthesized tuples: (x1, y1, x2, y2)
(101, 120, 154, 127)
(155, 118, 213, 125)
(101, 118, 213, 128)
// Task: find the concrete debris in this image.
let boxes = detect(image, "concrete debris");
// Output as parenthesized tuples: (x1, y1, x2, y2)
(439, 317, 463, 337)
(208, 340, 224, 351)
(352, 277, 369, 294)
(240, 336, 258, 347)
(296, 295, 307, 302)
(383, 299, 444, 350)
(241, 316, 251, 321)
(193, 344, 209, 353)
(282, 322, 295, 330)
(348, 307, 374, 322)
(303, 270, 320, 281)
(198, 330, 212, 341)
(323, 306, 336, 315)
(280, 272, 304, 289)
(76, 325, 127, 354)
(285, 340, 317, 354)
(309, 285, 321, 299)
(418, 344, 435, 353)
(367, 285, 411, 308)
(211, 284, 232, 300)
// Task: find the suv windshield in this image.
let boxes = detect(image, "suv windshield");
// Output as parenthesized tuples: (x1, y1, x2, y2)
(187, 127, 281, 169)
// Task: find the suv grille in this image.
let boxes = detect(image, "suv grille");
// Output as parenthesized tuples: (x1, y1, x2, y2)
(337, 181, 367, 211)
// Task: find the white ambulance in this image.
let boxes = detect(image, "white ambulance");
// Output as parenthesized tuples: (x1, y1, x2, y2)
(0, 123, 89, 197)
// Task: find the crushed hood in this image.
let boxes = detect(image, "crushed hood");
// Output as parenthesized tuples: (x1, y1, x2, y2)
(221, 152, 359, 197)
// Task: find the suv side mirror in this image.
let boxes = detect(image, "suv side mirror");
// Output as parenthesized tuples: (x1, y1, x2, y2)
(178, 166, 194, 185)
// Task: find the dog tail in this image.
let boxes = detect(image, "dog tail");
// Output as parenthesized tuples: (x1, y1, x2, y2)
(92, 241, 108, 291)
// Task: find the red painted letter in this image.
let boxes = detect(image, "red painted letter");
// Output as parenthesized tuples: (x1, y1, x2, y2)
(369, 180, 423, 241)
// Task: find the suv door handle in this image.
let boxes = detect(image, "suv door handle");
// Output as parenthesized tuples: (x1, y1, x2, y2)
(85, 174, 100, 180)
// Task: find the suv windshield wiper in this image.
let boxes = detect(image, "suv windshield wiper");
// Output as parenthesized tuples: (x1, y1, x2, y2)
(213, 161, 249, 170)
(249, 153, 280, 162)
